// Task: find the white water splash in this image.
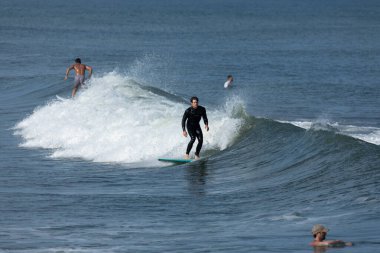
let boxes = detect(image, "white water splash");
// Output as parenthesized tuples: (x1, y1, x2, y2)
(14, 72, 246, 163)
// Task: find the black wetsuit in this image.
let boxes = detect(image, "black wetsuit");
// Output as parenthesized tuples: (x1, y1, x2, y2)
(182, 106, 208, 156)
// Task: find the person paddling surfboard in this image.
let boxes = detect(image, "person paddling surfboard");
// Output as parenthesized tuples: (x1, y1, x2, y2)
(182, 96, 209, 160)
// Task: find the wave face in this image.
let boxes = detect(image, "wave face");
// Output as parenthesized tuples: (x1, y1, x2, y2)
(14, 72, 248, 164)
(13, 71, 380, 173)
(281, 120, 380, 146)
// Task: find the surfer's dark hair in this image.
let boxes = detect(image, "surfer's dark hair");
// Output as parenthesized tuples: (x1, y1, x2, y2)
(75, 58, 81, 63)
(190, 96, 199, 102)
(227, 75, 233, 79)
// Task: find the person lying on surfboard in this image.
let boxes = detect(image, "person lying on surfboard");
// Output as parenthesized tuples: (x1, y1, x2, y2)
(64, 58, 93, 97)
(310, 224, 353, 248)
(182, 96, 209, 160)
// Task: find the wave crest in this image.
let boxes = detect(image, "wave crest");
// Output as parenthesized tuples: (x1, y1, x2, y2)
(14, 72, 248, 164)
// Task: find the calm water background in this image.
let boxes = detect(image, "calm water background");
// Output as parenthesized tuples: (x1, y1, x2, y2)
(1, 0, 379, 252)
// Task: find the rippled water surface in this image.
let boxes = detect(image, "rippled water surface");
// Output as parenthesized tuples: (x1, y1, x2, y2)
(1, 0, 380, 252)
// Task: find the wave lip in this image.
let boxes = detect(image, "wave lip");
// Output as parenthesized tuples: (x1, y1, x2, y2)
(281, 120, 380, 145)
(14, 72, 247, 164)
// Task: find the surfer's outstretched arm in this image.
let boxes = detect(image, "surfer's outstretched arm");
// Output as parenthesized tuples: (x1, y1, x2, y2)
(85, 65, 93, 78)
(203, 108, 209, 131)
(64, 65, 74, 80)
(182, 110, 188, 137)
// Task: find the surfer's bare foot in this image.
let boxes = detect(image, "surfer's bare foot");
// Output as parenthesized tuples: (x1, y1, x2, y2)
(195, 155, 200, 160)
(184, 154, 190, 159)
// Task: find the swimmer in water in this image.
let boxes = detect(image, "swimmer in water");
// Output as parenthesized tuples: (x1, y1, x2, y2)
(224, 74, 233, 88)
(310, 224, 353, 248)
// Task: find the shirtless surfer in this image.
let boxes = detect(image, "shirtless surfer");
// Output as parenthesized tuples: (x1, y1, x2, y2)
(64, 58, 93, 97)
(182, 96, 209, 160)
(310, 224, 353, 248)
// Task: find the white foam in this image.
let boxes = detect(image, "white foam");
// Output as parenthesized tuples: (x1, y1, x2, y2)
(14, 72, 246, 164)
(270, 212, 304, 221)
(281, 120, 380, 145)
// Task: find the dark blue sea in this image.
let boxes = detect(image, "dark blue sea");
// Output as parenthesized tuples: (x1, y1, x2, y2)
(1, 0, 380, 252)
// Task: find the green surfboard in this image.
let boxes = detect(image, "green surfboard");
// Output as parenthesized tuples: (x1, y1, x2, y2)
(158, 158, 193, 163)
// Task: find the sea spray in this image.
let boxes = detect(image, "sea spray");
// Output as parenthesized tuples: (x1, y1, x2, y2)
(14, 72, 248, 163)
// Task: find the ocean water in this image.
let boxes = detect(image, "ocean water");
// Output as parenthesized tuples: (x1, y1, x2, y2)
(1, 0, 380, 252)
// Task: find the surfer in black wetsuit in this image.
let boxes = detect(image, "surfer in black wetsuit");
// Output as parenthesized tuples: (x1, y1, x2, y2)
(182, 96, 209, 159)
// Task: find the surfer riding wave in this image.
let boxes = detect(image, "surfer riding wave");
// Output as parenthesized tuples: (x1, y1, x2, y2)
(182, 96, 209, 160)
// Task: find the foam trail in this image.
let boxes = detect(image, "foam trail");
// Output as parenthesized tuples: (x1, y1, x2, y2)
(14, 72, 246, 164)
(281, 120, 380, 145)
